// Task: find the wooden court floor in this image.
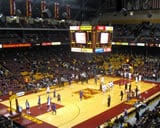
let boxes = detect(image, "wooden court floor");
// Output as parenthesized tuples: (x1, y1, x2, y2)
(0, 76, 158, 128)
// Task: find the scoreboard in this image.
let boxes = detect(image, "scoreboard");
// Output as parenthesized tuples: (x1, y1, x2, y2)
(69, 25, 113, 53)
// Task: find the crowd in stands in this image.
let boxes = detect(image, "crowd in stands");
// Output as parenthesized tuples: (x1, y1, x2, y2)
(0, 45, 159, 128)
(136, 103, 160, 128)
(0, 45, 159, 95)
(1, 21, 160, 45)
(113, 22, 160, 43)
(0, 18, 72, 29)
(99, 96, 160, 128)
(140, 56, 160, 81)
(0, 30, 69, 44)
(0, 115, 24, 128)
(0, 18, 72, 44)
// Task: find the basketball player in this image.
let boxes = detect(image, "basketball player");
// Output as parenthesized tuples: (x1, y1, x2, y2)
(107, 94, 111, 107)
(53, 89, 56, 98)
(52, 103, 56, 115)
(25, 99, 31, 114)
(57, 93, 61, 102)
(46, 85, 50, 94)
(120, 90, 124, 101)
(47, 95, 51, 111)
(38, 95, 41, 109)
(79, 90, 83, 101)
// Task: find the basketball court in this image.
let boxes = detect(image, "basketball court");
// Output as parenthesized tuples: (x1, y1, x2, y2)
(0, 76, 159, 128)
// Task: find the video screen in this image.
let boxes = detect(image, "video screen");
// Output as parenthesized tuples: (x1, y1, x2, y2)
(75, 32, 86, 44)
(100, 32, 109, 44)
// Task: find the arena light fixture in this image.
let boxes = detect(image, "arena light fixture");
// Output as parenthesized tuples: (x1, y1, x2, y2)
(0, 13, 5, 23)
(120, 8, 128, 16)
(0, 13, 3, 18)
(34, 17, 44, 22)
(130, 11, 134, 16)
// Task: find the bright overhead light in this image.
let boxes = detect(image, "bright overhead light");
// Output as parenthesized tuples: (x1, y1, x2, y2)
(34, 17, 44, 22)
(130, 11, 134, 16)
(10, 16, 17, 19)
(0, 13, 3, 18)
(61, 19, 65, 22)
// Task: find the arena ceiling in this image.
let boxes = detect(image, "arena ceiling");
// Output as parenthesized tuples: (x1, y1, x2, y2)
(0, 0, 117, 21)
(0, 0, 158, 24)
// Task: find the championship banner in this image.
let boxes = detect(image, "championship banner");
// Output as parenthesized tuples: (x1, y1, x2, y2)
(41, 0, 47, 17)
(10, 0, 16, 16)
(66, 4, 71, 19)
(26, 0, 32, 17)
(152, 0, 160, 9)
(54, 2, 59, 19)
